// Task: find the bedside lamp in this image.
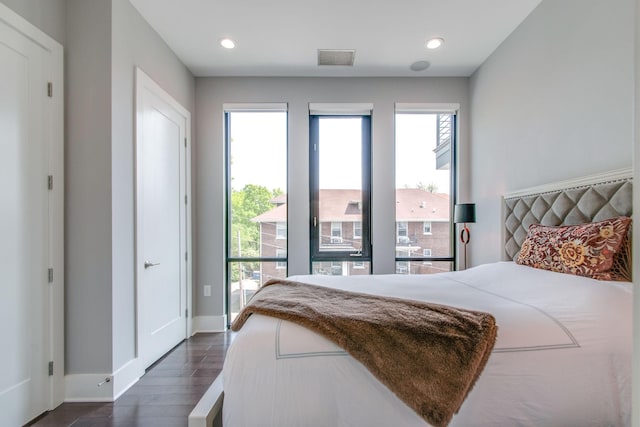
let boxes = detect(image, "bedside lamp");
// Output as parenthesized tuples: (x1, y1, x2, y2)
(454, 203, 476, 270)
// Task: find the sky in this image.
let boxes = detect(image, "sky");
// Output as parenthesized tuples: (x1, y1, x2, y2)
(395, 114, 450, 194)
(318, 118, 362, 189)
(229, 111, 451, 194)
(229, 112, 287, 191)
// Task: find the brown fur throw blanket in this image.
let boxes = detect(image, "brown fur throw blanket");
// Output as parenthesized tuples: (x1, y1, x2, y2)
(231, 279, 497, 427)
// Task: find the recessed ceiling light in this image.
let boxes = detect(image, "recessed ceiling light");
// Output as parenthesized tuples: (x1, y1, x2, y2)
(220, 38, 236, 49)
(425, 37, 444, 50)
(410, 60, 430, 72)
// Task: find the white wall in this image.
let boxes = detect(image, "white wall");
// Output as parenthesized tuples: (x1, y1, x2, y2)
(194, 77, 469, 320)
(469, 0, 634, 265)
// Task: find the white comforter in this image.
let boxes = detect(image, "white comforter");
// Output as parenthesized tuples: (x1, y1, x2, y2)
(222, 262, 632, 427)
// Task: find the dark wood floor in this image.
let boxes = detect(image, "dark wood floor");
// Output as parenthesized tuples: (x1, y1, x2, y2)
(31, 332, 234, 427)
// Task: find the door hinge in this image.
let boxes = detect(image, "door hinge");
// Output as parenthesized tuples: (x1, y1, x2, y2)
(185, 252, 188, 262)
(185, 308, 188, 318)
(47, 82, 53, 98)
(48, 175, 53, 190)
(48, 268, 53, 283)
(184, 137, 187, 147)
(48, 361, 54, 376)
(313, 217, 317, 227)
(185, 195, 188, 205)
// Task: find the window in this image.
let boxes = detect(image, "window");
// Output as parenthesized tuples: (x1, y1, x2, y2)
(310, 112, 372, 275)
(397, 261, 409, 274)
(330, 222, 342, 243)
(423, 249, 433, 265)
(225, 106, 287, 322)
(423, 221, 432, 235)
(353, 221, 362, 239)
(394, 108, 456, 274)
(331, 261, 343, 275)
(353, 260, 365, 269)
(397, 221, 409, 244)
(276, 248, 287, 269)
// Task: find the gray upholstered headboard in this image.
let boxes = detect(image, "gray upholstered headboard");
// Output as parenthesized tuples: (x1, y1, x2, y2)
(503, 168, 633, 260)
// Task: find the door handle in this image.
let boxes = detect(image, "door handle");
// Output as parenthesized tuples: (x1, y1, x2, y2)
(144, 261, 160, 269)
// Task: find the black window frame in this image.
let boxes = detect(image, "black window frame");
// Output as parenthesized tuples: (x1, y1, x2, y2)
(309, 114, 372, 269)
(394, 113, 457, 269)
(224, 110, 289, 324)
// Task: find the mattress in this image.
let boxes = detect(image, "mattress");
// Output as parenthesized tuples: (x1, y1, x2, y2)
(222, 262, 632, 426)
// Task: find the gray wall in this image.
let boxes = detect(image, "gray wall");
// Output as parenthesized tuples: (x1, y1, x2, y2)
(110, 0, 195, 370)
(4, 0, 195, 381)
(5, 0, 635, 403)
(469, 0, 634, 265)
(65, 0, 114, 374)
(194, 77, 469, 318)
(633, 1, 639, 424)
(0, 0, 115, 381)
(0, 0, 66, 44)
(65, 0, 195, 376)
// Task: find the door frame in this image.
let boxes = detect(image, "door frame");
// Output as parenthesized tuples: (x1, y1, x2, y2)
(134, 67, 192, 366)
(0, 3, 64, 412)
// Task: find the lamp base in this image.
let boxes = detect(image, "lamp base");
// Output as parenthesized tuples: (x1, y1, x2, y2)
(459, 224, 470, 244)
(459, 224, 470, 270)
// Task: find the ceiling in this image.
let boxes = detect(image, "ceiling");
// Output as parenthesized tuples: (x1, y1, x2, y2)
(128, 0, 542, 78)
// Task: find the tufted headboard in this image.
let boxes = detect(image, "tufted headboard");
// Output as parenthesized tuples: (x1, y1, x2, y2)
(503, 168, 633, 261)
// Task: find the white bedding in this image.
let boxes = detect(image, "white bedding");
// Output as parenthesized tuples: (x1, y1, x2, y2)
(222, 262, 632, 427)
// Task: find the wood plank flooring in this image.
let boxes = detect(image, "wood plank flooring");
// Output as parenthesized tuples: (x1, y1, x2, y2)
(31, 332, 234, 427)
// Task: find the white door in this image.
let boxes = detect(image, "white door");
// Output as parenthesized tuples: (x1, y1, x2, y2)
(136, 69, 190, 370)
(0, 5, 64, 425)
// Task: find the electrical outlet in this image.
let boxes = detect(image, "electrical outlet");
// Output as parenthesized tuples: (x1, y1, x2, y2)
(203, 285, 211, 297)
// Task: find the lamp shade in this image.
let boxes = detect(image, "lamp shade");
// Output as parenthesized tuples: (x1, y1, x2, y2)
(454, 203, 476, 224)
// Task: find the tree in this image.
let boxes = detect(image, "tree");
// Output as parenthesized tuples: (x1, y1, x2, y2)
(230, 184, 283, 281)
(417, 181, 438, 193)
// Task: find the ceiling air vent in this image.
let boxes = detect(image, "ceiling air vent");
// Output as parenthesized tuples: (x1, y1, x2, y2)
(317, 49, 355, 66)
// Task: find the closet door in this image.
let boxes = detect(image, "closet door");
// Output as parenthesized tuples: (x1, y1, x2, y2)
(136, 68, 190, 370)
(0, 4, 64, 425)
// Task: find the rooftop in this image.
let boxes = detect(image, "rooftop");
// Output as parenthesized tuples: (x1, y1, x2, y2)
(252, 188, 450, 222)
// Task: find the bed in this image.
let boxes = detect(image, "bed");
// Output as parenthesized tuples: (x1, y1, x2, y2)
(217, 169, 633, 427)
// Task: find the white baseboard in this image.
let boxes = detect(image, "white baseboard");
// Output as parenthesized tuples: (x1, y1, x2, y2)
(64, 359, 143, 402)
(64, 373, 115, 402)
(193, 315, 227, 333)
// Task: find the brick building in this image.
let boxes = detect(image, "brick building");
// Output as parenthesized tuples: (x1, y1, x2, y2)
(394, 188, 451, 274)
(252, 188, 450, 278)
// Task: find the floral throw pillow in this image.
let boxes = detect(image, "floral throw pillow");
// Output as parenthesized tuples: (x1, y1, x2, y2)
(516, 216, 632, 280)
